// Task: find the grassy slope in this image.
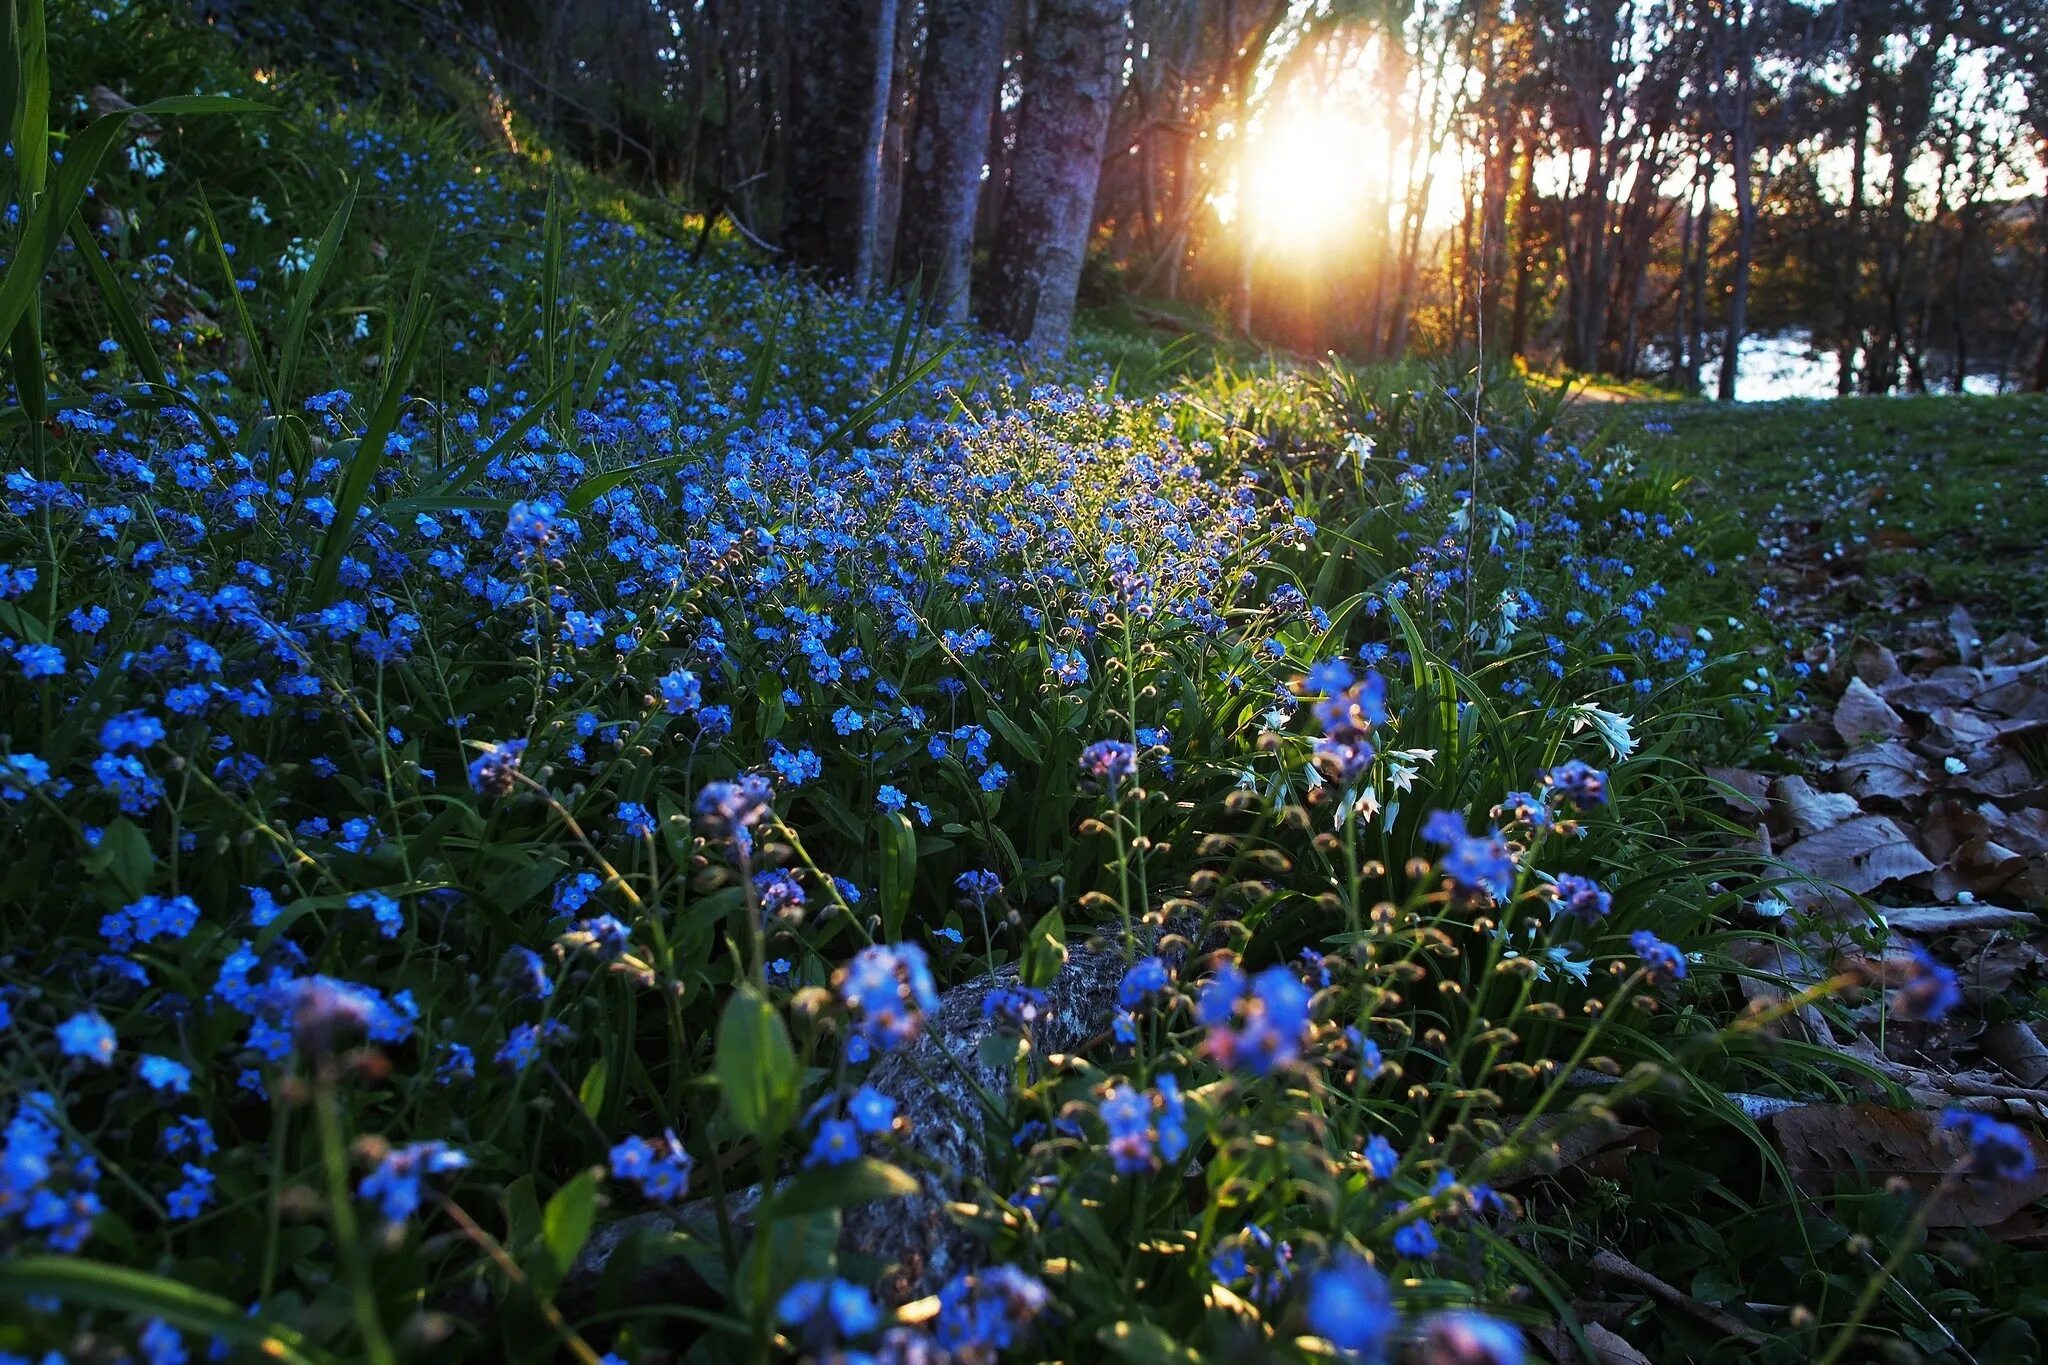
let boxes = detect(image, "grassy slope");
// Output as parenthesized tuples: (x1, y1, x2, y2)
(1595, 394, 2048, 636)
(16, 5, 2047, 1361)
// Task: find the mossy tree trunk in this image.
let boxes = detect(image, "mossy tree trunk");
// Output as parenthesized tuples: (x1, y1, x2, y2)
(894, 0, 1011, 322)
(784, 0, 900, 295)
(980, 0, 1126, 358)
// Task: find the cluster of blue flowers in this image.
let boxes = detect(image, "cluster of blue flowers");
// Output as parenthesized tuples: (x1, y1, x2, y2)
(0, 28, 1977, 1358)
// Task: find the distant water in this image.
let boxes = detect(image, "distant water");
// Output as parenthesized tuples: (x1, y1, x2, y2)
(1663, 330, 2015, 402)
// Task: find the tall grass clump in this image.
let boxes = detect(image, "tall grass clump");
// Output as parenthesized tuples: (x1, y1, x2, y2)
(1, 5, 2032, 1363)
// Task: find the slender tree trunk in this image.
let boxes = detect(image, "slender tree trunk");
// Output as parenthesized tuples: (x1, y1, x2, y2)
(1838, 40, 1869, 395)
(983, 0, 1128, 356)
(871, 0, 923, 290)
(1718, 124, 1756, 401)
(2034, 194, 2048, 392)
(1508, 141, 1537, 361)
(783, 0, 900, 294)
(895, 0, 1010, 320)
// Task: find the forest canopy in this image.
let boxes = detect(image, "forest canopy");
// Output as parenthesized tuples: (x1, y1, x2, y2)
(405, 0, 2048, 395)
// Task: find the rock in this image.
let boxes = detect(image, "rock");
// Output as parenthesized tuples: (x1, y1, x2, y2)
(563, 931, 1164, 1312)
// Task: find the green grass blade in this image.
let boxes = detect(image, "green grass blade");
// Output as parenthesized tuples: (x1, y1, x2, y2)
(0, 1256, 340, 1365)
(0, 95, 268, 349)
(542, 169, 567, 430)
(70, 211, 168, 389)
(198, 195, 282, 419)
(1, 0, 50, 199)
(815, 337, 957, 458)
(277, 179, 356, 413)
(426, 379, 567, 496)
(308, 262, 433, 606)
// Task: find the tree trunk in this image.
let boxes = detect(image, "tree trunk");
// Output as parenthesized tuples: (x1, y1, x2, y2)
(1838, 37, 1870, 395)
(783, 0, 900, 295)
(895, 0, 1010, 320)
(2034, 194, 2048, 392)
(981, 0, 1128, 357)
(1718, 125, 1756, 401)
(871, 0, 924, 291)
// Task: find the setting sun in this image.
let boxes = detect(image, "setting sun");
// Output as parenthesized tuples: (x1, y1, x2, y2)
(1242, 114, 1374, 253)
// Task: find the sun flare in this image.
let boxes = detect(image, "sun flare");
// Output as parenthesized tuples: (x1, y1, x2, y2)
(1241, 114, 1374, 253)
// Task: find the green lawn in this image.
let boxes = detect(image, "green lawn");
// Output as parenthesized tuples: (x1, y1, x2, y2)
(1587, 393, 2048, 637)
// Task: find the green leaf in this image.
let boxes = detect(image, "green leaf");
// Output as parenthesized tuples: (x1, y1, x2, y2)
(3, 0, 49, 198)
(759, 1157, 917, 1220)
(983, 705, 1045, 765)
(577, 1058, 609, 1121)
(876, 809, 917, 943)
(0, 95, 269, 352)
(1018, 905, 1067, 990)
(69, 212, 168, 388)
(1098, 1318, 1208, 1365)
(86, 817, 155, 897)
(716, 987, 798, 1141)
(0, 1257, 338, 1365)
(277, 181, 355, 412)
(538, 1167, 601, 1293)
(199, 195, 282, 421)
(542, 170, 566, 428)
(423, 381, 567, 496)
(308, 260, 432, 606)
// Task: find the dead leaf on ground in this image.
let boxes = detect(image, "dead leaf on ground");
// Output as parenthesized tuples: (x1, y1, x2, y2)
(1490, 1114, 1656, 1187)
(1704, 767, 1772, 817)
(1949, 606, 1982, 667)
(1778, 814, 1935, 894)
(1831, 741, 1931, 805)
(1957, 935, 2046, 999)
(1982, 1021, 2048, 1089)
(1846, 637, 1901, 688)
(1882, 669, 1986, 715)
(1769, 1102, 2048, 1227)
(1879, 905, 2039, 935)
(1773, 775, 1861, 837)
(1731, 937, 1834, 1041)
(1976, 679, 2048, 720)
(1948, 748, 2043, 801)
(1533, 1322, 1654, 1365)
(1834, 677, 1910, 745)
(1982, 631, 2042, 667)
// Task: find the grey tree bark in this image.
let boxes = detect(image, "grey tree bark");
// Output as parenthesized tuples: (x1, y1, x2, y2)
(784, 0, 901, 295)
(981, 0, 1128, 357)
(894, 0, 1011, 321)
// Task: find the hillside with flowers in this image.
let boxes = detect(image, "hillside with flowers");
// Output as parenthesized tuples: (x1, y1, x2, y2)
(1, 4, 2044, 1364)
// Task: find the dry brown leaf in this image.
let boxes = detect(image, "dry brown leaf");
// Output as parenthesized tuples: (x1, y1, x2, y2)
(1983, 631, 2043, 667)
(1730, 937, 1834, 1041)
(1949, 606, 1982, 667)
(1958, 936, 2046, 998)
(1883, 669, 1986, 714)
(1831, 741, 1931, 805)
(1949, 748, 2044, 801)
(1834, 677, 1910, 745)
(1846, 637, 1902, 688)
(1982, 1021, 2048, 1088)
(1533, 1322, 1654, 1365)
(1928, 707, 2048, 748)
(1952, 837, 2029, 893)
(1976, 680, 2048, 720)
(1703, 767, 1772, 817)
(1490, 1114, 1654, 1187)
(1769, 1103, 2048, 1227)
(1773, 775, 1861, 837)
(1778, 814, 1935, 894)
(1879, 905, 2040, 935)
